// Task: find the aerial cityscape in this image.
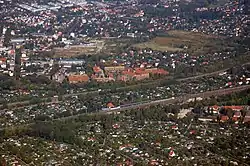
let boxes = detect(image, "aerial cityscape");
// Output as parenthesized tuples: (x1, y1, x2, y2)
(0, 0, 250, 165)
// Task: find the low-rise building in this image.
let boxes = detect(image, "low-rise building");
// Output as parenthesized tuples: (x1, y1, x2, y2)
(104, 66, 125, 72)
(68, 74, 89, 84)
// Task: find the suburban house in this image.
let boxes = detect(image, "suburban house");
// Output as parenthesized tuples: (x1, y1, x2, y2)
(107, 102, 115, 108)
(211, 105, 243, 114)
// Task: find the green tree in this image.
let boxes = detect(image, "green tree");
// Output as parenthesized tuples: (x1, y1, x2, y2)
(226, 108, 234, 122)
(3, 28, 11, 47)
(29, 97, 41, 105)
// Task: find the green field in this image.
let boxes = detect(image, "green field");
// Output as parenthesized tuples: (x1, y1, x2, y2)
(133, 30, 234, 55)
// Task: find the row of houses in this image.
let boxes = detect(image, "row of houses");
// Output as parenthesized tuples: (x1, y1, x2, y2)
(206, 105, 250, 123)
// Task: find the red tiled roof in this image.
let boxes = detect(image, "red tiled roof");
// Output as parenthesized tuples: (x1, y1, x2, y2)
(224, 106, 243, 110)
(108, 73, 114, 78)
(189, 130, 196, 135)
(9, 50, 15, 55)
(150, 160, 158, 165)
(152, 68, 169, 75)
(145, 68, 169, 75)
(68, 74, 89, 83)
(107, 102, 115, 108)
(244, 117, 250, 123)
(212, 105, 243, 111)
(220, 115, 229, 121)
(212, 105, 220, 110)
(93, 66, 102, 73)
(0, 57, 7, 62)
(134, 73, 150, 80)
(118, 75, 130, 82)
(122, 70, 135, 76)
(233, 111, 241, 117)
(232, 117, 239, 121)
(135, 68, 148, 75)
(112, 124, 120, 129)
(171, 125, 178, 129)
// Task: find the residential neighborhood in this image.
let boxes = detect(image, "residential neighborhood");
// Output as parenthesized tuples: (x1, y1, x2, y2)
(0, 0, 249, 165)
(1, 99, 250, 165)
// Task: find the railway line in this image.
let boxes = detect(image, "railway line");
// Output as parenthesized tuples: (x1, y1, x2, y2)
(2, 61, 250, 110)
(1, 85, 249, 131)
(105, 85, 250, 114)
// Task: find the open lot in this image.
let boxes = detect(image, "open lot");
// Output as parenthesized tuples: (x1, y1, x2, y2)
(53, 46, 97, 58)
(51, 38, 133, 58)
(52, 40, 105, 58)
(133, 30, 234, 55)
(100, 38, 134, 55)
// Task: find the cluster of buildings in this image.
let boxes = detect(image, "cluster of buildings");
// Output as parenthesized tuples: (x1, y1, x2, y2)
(2, 64, 250, 128)
(52, 64, 169, 84)
(0, 43, 26, 78)
(90, 65, 169, 83)
(0, 0, 249, 165)
(0, 0, 248, 85)
(0, 0, 249, 49)
(18, 1, 76, 13)
(207, 105, 250, 123)
(2, 103, 250, 165)
(0, 137, 90, 166)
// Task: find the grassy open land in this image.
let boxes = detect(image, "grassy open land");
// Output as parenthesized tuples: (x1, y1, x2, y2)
(133, 30, 234, 55)
(100, 38, 133, 55)
(48, 38, 133, 58)
(52, 39, 105, 58)
(208, 0, 230, 8)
